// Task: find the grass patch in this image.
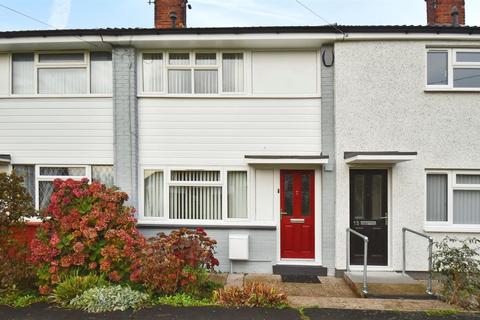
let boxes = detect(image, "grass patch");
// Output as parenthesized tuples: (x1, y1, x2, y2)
(0, 289, 48, 308)
(425, 309, 460, 317)
(156, 293, 214, 307)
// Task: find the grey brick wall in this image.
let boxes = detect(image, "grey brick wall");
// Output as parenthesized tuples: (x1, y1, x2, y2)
(140, 227, 277, 274)
(112, 47, 138, 209)
(321, 45, 336, 275)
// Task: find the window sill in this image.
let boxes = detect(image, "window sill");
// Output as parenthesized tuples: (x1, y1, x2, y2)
(424, 225, 480, 233)
(424, 88, 480, 93)
(0, 94, 113, 99)
(137, 94, 322, 99)
(137, 219, 276, 230)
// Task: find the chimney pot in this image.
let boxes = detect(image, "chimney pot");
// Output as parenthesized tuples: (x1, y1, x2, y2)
(425, 0, 465, 26)
(155, 0, 187, 29)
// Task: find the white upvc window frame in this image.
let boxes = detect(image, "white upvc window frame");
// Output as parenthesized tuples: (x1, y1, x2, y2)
(139, 167, 250, 225)
(424, 169, 480, 232)
(8, 51, 112, 97)
(425, 48, 480, 91)
(35, 164, 91, 210)
(138, 50, 247, 97)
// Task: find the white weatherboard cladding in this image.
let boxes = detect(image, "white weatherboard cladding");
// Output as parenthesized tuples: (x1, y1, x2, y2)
(334, 41, 480, 271)
(255, 169, 275, 221)
(0, 54, 9, 95)
(252, 51, 318, 95)
(138, 98, 322, 166)
(0, 98, 114, 164)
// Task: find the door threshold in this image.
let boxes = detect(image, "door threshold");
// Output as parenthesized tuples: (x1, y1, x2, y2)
(348, 266, 394, 272)
(277, 260, 318, 266)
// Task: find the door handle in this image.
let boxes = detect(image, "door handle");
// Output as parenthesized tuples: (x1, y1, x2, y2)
(290, 218, 305, 224)
(281, 211, 288, 215)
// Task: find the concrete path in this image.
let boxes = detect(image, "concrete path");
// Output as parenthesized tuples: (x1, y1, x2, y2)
(288, 296, 457, 311)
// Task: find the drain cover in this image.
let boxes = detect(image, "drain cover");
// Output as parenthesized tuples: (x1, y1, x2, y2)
(281, 275, 320, 283)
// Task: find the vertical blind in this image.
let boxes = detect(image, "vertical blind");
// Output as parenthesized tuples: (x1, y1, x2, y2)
(228, 171, 247, 219)
(168, 69, 192, 94)
(457, 174, 480, 185)
(195, 53, 216, 65)
(92, 165, 114, 187)
(143, 53, 164, 92)
(453, 190, 480, 224)
(169, 170, 222, 220)
(171, 170, 220, 181)
(222, 53, 244, 92)
(12, 53, 35, 94)
(426, 174, 448, 222)
(12, 165, 35, 203)
(90, 52, 112, 94)
(144, 170, 164, 217)
(38, 68, 87, 94)
(194, 70, 218, 94)
(170, 186, 222, 220)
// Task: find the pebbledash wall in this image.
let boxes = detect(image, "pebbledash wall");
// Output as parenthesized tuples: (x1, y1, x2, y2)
(334, 40, 480, 272)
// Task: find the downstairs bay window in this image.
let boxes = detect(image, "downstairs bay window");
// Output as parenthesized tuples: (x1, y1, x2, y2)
(142, 169, 248, 221)
(426, 170, 480, 231)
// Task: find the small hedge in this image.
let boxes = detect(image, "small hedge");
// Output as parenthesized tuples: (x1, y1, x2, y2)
(214, 283, 288, 308)
(70, 285, 150, 313)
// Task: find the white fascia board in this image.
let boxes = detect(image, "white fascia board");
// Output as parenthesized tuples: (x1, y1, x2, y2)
(1, 32, 480, 51)
(345, 154, 417, 164)
(245, 158, 329, 165)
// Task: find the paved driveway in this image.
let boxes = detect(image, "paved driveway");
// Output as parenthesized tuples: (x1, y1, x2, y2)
(0, 304, 478, 320)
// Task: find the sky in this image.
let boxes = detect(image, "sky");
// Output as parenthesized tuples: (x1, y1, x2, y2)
(0, 0, 479, 31)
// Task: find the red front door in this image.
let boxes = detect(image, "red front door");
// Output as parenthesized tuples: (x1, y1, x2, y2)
(280, 170, 315, 259)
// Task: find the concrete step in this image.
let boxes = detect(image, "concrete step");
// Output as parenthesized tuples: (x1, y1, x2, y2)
(344, 271, 436, 300)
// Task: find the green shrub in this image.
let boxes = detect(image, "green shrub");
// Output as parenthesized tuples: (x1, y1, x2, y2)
(0, 289, 48, 308)
(70, 285, 150, 313)
(52, 273, 109, 306)
(181, 267, 222, 299)
(157, 293, 213, 307)
(433, 237, 480, 310)
(213, 283, 288, 308)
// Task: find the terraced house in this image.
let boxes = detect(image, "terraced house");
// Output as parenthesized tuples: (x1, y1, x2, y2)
(0, 0, 479, 293)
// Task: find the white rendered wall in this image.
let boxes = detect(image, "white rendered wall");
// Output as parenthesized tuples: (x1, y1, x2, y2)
(334, 40, 480, 271)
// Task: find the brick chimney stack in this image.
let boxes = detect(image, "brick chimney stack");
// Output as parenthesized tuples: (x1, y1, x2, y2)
(425, 0, 465, 26)
(155, 0, 187, 29)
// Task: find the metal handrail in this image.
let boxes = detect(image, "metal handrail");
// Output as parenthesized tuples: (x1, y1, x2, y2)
(346, 228, 368, 295)
(402, 227, 434, 295)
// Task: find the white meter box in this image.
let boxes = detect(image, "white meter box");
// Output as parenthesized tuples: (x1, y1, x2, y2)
(228, 234, 249, 260)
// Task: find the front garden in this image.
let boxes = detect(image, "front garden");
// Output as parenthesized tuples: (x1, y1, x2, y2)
(1, 171, 480, 317)
(0, 172, 287, 313)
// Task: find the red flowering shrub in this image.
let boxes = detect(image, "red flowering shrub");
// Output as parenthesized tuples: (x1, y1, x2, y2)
(139, 228, 219, 295)
(30, 179, 146, 294)
(0, 172, 37, 290)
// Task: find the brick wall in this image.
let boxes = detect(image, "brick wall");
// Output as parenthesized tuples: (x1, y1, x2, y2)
(426, 0, 465, 25)
(155, 0, 187, 28)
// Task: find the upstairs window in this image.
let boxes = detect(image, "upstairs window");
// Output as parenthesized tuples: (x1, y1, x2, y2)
(141, 51, 244, 95)
(11, 52, 112, 95)
(427, 49, 480, 90)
